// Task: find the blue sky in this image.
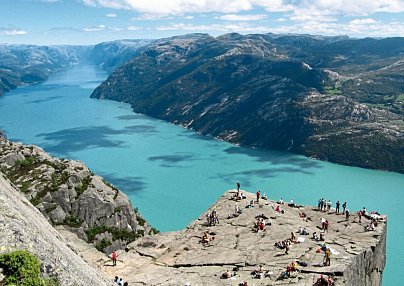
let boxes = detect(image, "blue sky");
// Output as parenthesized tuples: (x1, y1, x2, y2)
(1, 0, 403, 45)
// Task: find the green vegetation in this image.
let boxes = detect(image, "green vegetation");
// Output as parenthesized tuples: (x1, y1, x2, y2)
(20, 181, 31, 193)
(113, 207, 122, 214)
(0, 250, 59, 286)
(75, 175, 91, 196)
(137, 215, 146, 226)
(95, 238, 112, 251)
(16, 156, 36, 167)
(324, 85, 342, 95)
(63, 215, 83, 228)
(85, 225, 141, 245)
(150, 227, 160, 234)
(45, 205, 58, 214)
(30, 187, 51, 206)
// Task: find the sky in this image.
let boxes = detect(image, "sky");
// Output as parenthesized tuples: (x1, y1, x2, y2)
(1, 0, 403, 45)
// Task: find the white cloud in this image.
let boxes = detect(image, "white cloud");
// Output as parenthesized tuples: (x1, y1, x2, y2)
(349, 18, 377, 25)
(184, 16, 194, 19)
(1, 28, 27, 35)
(219, 14, 267, 21)
(131, 14, 174, 20)
(127, 25, 142, 30)
(80, 0, 404, 16)
(156, 22, 271, 33)
(105, 13, 117, 17)
(83, 24, 106, 32)
(275, 17, 287, 22)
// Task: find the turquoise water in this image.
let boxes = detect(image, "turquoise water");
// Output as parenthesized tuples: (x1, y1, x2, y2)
(0, 64, 403, 285)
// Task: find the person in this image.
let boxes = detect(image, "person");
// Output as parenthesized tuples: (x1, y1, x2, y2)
(222, 269, 232, 279)
(290, 232, 297, 242)
(279, 197, 284, 204)
(256, 191, 260, 203)
(289, 198, 295, 207)
(324, 248, 331, 266)
(118, 278, 124, 286)
(262, 192, 267, 200)
(345, 209, 350, 221)
(237, 181, 240, 193)
(342, 202, 347, 213)
(327, 200, 332, 211)
(114, 276, 119, 285)
(335, 200, 340, 214)
(111, 250, 118, 266)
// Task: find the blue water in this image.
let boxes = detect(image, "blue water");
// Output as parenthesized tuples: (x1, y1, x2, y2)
(0, 64, 402, 285)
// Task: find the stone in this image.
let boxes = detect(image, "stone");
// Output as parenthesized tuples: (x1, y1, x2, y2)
(0, 174, 110, 285)
(82, 190, 387, 286)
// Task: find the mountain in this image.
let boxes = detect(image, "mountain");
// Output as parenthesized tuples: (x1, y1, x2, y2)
(88, 39, 153, 71)
(91, 33, 404, 173)
(0, 40, 152, 96)
(0, 44, 86, 96)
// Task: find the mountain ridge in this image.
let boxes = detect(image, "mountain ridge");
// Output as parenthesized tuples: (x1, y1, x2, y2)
(91, 33, 404, 173)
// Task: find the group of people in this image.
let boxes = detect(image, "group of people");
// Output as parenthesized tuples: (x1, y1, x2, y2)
(206, 210, 219, 226)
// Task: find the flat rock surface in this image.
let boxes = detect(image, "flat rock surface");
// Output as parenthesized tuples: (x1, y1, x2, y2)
(77, 190, 385, 286)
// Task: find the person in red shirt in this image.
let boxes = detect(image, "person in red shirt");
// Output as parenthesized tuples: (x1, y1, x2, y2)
(256, 191, 260, 203)
(112, 250, 118, 266)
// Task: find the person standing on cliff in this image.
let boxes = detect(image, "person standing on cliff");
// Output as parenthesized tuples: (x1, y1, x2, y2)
(342, 202, 347, 213)
(236, 181, 240, 195)
(256, 191, 260, 203)
(112, 250, 118, 266)
(335, 200, 340, 214)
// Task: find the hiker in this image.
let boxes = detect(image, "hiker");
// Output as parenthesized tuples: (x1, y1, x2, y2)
(279, 197, 284, 204)
(342, 202, 347, 213)
(262, 192, 267, 200)
(345, 209, 350, 220)
(256, 190, 260, 203)
(335, 200, 340, 214)
(111, 250, 118, 266)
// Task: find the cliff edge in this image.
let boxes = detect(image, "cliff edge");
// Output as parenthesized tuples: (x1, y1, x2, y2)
(87, 191, 386, 286)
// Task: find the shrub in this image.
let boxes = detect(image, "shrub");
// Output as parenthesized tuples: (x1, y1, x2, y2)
(96, 238, 112, 252)
(0, 250, 58, 286)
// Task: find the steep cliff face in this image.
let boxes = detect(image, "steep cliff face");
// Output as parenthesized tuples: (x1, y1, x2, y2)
(0, 173, 110, 285)
(0, 135, 155, 253)
(91, 33, 404, 173)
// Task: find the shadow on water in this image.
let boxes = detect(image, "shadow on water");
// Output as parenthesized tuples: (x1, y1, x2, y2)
(211, 166, 316, 188)
(99, 173, 147, 194)
(148, 153, 195, 167)
(115, 114, 147, 121)
(224, 146, 322, 169)
(36, 124, 157, 155)
(27, 95, 61, 104)
(124, 125, 158, 134)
